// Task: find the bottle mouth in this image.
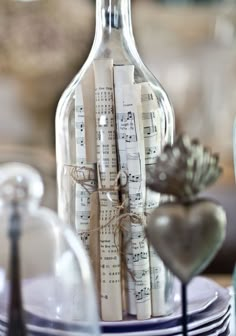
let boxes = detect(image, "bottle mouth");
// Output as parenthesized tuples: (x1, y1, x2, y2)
(104, 10, 122, 29)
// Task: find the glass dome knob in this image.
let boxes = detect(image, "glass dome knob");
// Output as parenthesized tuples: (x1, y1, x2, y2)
(0, 163, 44, 208)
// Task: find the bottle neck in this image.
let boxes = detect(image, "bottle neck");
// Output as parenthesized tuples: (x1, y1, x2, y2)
(94, 0, 136, 62)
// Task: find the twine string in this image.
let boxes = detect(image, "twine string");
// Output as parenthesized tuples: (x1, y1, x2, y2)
(66, 164, 146, 279)
(66, 165, 97, 194)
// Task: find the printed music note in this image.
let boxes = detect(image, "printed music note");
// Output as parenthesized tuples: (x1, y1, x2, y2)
(144, 126, 157, 137)
(141, 93, 154, 102)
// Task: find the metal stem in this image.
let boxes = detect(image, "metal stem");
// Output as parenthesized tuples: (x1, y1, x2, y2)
(7, 203, 27, 336)
(181, 282, 188, 336)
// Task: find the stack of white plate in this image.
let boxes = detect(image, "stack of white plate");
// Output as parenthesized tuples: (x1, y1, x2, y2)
(0, 276, 232, 336)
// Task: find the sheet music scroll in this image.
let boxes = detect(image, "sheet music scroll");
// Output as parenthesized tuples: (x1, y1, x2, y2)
(141, 83, 166, 316)
(75, 85, 97, 251)
(94, 59, 123, 321)
(123, 83, 152, 320)
(114, 65, 136, 316)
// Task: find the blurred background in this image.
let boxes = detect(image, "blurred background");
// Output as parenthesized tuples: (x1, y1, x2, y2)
(0, 0, 236, 273)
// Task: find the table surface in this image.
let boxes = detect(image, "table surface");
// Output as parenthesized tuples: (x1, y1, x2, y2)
(206, 274, 233, 287)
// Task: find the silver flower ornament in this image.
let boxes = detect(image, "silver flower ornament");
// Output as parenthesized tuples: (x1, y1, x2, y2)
(146, 134, 222, 201)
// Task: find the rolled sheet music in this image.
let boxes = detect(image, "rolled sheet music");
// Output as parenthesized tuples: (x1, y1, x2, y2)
(73, 62, 169, 321)
(114, 65, 134, 200)
(123, 83, 151, 320)
(141, 83, 166, 316)
(75, 84, 97, 251)
(93, 59, 123, 321)
(75, 68, 101, 304)
(114, 65, 136, 316)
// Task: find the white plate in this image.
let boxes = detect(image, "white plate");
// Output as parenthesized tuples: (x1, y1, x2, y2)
(99, 285, 230, 336)
(101, 312, 231, 336)
(0, 311, 231, 336)
(103, 315, 231, 336)
(3, 276, 217, 330)
(0, 278, 230, 336)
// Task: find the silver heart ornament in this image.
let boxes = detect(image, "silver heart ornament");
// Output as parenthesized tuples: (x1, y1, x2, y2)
(146, 200, 227, 283)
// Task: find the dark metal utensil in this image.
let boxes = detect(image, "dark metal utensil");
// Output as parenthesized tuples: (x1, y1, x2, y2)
(7, 202, 27, 336)
(0, 163, 43, 336)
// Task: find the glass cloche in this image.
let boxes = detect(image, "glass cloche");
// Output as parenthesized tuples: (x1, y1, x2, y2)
(0, 163, 100, 336)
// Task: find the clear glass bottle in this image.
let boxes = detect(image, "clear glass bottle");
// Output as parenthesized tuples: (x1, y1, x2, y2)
(56, 0, 175, 322)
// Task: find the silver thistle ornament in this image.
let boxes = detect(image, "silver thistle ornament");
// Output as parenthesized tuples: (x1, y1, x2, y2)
(146, 134, 227, 284)
(146, 134, 222, 202)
